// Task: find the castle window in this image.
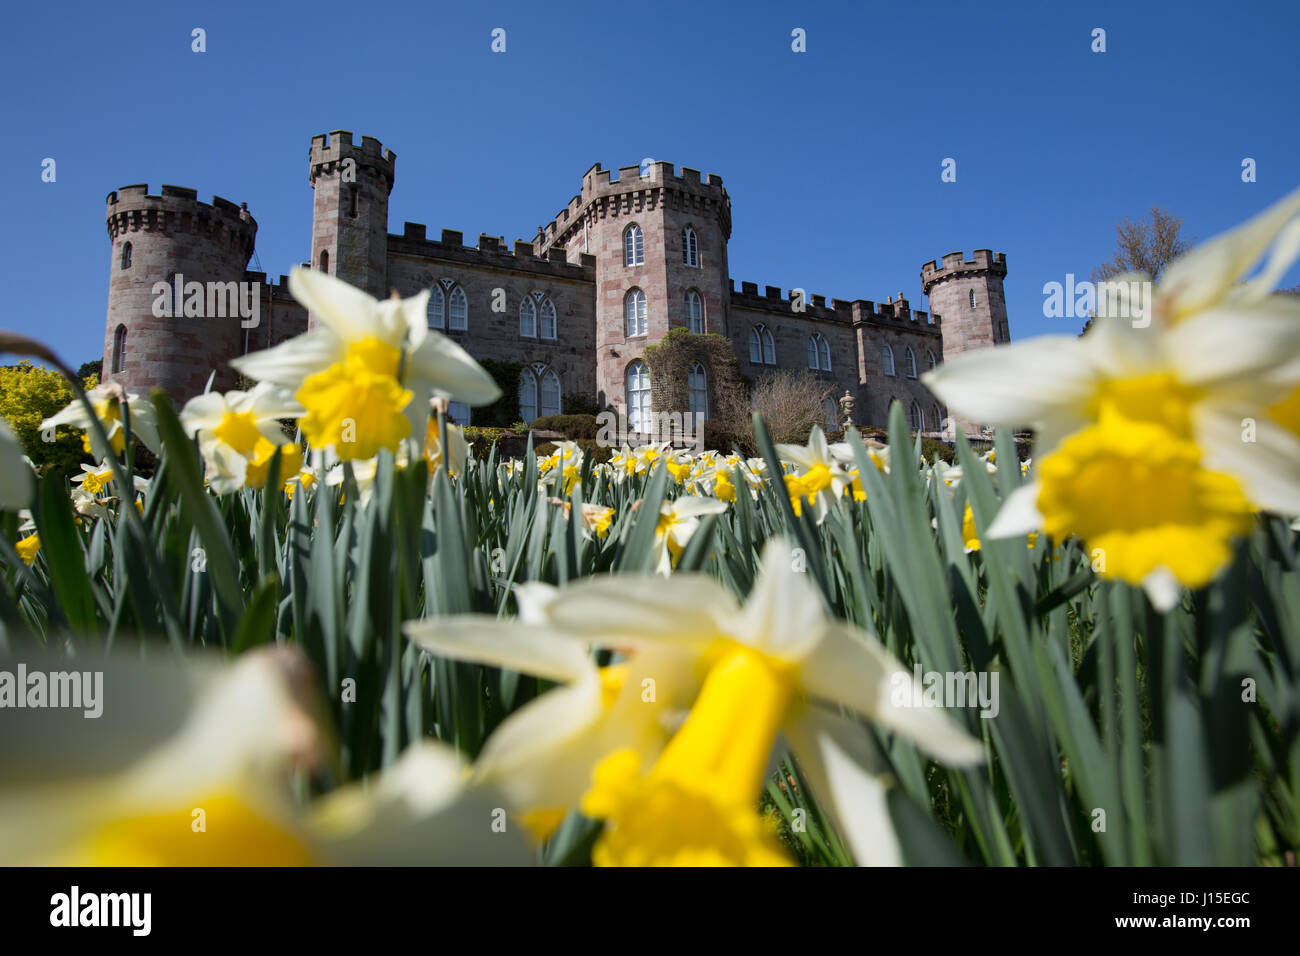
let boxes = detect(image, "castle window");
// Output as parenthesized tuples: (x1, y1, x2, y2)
(447, 401, 470, 425)
(520, 295, 537, 337)
(688, 362, 708, 418)
(348, 188, 358, 219)
(683, 227, 699, 267)
(624, 224, 644, 267)
(448, 285, 468, 331)
(933, 404, 943, 431)
(540, 297, 557, 340)
(519, 368, 538, 423)
(807, 333, 830, 372)
(824, 396, 839, 427)
(319, 250, 329, 275)
(427, 286, 446, 329)
(911, 401, 924, 431)
(627, 360, 652, 431)
(904, 347, 917, 379)
(540, 366, 561, 417)
(685, 290, 703, 333)
(881, 344, 896, 376)
(969, 289, 976, 308)
(927, 349, 937, 370)
(625, 288, 647, 336)
(111, 324, 127, 374)
(121, 242, 132, 270)
(749, 325, 775, 365)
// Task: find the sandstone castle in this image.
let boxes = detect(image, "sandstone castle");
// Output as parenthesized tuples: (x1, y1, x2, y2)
(102, 130, 1009, 435)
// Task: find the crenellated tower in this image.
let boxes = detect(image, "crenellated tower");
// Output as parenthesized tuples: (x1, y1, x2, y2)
(103, 185, 257, 399)
(308, 131, 396, 310)
(535, 161, 731, 414)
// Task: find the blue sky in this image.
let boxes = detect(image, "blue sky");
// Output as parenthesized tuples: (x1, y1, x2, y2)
(3, 0, 1298, 369)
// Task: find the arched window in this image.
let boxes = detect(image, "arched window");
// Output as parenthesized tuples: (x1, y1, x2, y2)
(318, 250, 329, 275)
(688, 362, 708, 418)
(120, 242, 132, 270)
(824, 396, 839, 426)
(910, 401, 924, 430)
(807, 333, 830, 371)
(904, 347, 917, 379)
(683, 227, 699, 267)
(969, 288, 976, 308)
(448, 285, 468, 330)
(933, 404, 943, 431)
(627, 361, 652, 432)
(625, 288, 647, 336)
(749, 325, 775, 365)
(540, 366, 562, 417)
(624, 224, 644, 266)
(427, 285, 445, 329)
(540, 297, 557, 339)
(111, 324, 127, 374)
(519, 295, 537, 337)
(927, 349, 937, 370)
(685, 290, 703, 333)
(519, 367, 539, 423)
(881, 344, 896, 376)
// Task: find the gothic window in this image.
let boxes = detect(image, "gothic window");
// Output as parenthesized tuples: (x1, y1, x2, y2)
(824, 396, 839, 426)
(749, 325, 775, 365)
(933, 404, 943, 431)
(911, 401, 924, 431)
(927, 349, 937, 370)
(519, 367, 538, 423)
(539, 366, 562, 417)
(683, 227, 699, 267)
(969, 288, 976, 308)
(121, 242, 132, 270)
(881, 344, 896, 376)
(625, 288, 647, 336)
(519, 295, 537, 337)
(685, 290, 703, 333)
(627, 360, 652, 432)
(540, 297, 557, 339)
(448, 285, 468, 330)
(688, 362, 708, 418)
(624, 224, 644, 266)
(807, 333, 830, 371)
(905, 347, 917, 379)
(427, 285, 446, 329)
(318, 250, 329, 274)
(111, 325, 126, 374)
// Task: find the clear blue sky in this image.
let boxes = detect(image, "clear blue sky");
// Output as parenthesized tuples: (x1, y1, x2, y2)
(3, 0, 1298, 370)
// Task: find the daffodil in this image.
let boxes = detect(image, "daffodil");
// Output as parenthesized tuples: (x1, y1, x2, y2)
(41, 383, 160, 461)
(0, 418, 34, 510)
(653, 496, 728, 574)
(530, 538, 984, 865)
(180, 384, 304, 494)
(425, 417, 470, 478)
(925, 187, 1300, 609)
(230, 268, 500, 461)
(15, 533, 40, 565)
(777, 426, 856, 522)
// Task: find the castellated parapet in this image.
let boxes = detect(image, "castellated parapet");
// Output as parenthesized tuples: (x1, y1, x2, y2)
(309, 131, 396, 307)
(920, 249, 1007, 295)
(103, 185, 260, 400)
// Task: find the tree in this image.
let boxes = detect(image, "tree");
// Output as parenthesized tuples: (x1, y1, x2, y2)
(77, 358, 102, 383)
(747, 369, 837, 445)
(0, 361, 87, 475)
(1082, 205, 1193, 335)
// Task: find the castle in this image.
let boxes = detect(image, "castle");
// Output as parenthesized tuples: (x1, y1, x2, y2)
(102, 130, 1010, 437)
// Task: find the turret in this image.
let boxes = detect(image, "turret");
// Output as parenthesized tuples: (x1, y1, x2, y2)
(308, 131, 395, 310)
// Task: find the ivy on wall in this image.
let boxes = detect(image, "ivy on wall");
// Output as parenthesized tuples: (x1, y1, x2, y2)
(476, 358, 524, 427)
(641, 328, 744, 420)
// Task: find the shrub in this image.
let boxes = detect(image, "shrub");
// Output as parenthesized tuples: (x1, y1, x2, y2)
(528, 413, 599, 440)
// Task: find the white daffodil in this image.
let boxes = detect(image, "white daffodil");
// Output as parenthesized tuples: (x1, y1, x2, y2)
(41, 383, 160, 461)
(0, 417, 34, 511)
(180, 383, 304, 494)
(653, 496, 728, 574)
(525, 537, 984, 866)
(230, 267, 500, 461)
(424, 417, 471, 478)
(924, 187, 1300, 609)
(777, 426, 854, 522)
(0, 647, 528, 866)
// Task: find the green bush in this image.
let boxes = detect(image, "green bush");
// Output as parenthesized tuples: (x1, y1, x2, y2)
(528, 413, 600, 440)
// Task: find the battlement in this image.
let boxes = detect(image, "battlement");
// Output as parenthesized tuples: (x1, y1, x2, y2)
(309, 129, 396, 191)
(728, 281, 940, 333)
(389, 221, 597, 280)
(920, 249, 1007, 293)
(105, 184, 257, 246)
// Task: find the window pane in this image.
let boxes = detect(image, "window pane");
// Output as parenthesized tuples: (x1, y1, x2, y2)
(882, 345, 894, 375)
(540, 299, 556, 339)
(447, 401, 470, 425)
(520, 296, 536, 337)
(519, 369, 538, 423)
(820, 339, 831, 372)
(427, 287, 445, 328)
(541, 370, 561, 417)
(749, 328, 761, 363)
(763, 329, 774, 365)
(449, 287, 468, 330)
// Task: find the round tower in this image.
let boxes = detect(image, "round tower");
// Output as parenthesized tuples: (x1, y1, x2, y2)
(308, 130, 396, 310)
(103, 185, 257, 401)
(536, 161, 731, 418)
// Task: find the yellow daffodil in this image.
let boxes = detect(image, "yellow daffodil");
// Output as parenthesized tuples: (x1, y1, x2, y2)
(41, 383, 161, 462)
(925, 187, 1300, 609)
(425, 417, 470, 477)
(653, 496, 728, 574)
(15, 533, 40, 565)
(180, 384, 305, 494)
(230, 268, 500, 461)
(777, 427, 854, 523)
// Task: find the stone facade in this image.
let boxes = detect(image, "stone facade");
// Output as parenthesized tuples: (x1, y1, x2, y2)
(102, 129, 1011, 435)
